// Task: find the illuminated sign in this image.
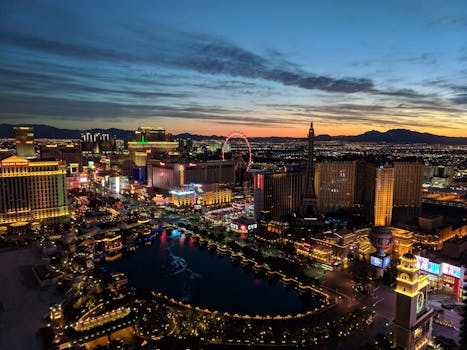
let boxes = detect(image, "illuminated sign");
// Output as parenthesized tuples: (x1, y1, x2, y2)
(415, 255, 441, 276)
(370, 255, 383, 268)
(169, 190, 195, 196)
(416, 256, 429, 271)
(441, 263, 461, 279)
(382, 255, 391, 268)
(79, 176, 88, 183)
(247, 224, 257, 230)
(416, 289, 427, 316)
(1, 161, 28, 166)
(442, 275, 455, 284)
(428, 262, 441, 275)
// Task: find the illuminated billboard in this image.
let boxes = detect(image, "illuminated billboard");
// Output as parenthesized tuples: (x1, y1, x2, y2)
(441, 263, 461, 279)
(370, 255, 383, 268)
(371, 255, 391, 268)
(416, 256, 429, 271)
(382, 255, 391, 268)
(415, 255, 441, 276)
(428, 262, 440, 276)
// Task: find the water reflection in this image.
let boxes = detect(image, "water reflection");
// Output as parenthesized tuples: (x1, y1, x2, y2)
(101, 234, 321, 315)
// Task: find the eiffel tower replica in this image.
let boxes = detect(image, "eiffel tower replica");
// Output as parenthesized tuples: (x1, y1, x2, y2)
(295, 121, 321, 235)
(302, 121, 318, 216)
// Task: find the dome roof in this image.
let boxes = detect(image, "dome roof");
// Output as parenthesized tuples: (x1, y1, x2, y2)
(370, 226, 393, 237)
(402, 252, 417, 261)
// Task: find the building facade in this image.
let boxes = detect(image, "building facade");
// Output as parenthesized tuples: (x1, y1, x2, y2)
(0, 155, 69, 232)
(253, 170, 304, 220)
(40, 141, 82, 169)
(373, 163, 395, 226)
(393, 161, 425, 221)
(147, 159, 235, 190)
(128, 127, 179, 167)
(170, 183, 232, 209)
(81, 132, 116, 154)
(312, 158, 423, 226)
(315, 160, 357, 213)
(15, 126, 35, 159)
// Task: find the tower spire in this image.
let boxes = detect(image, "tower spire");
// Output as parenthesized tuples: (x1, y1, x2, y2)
(302, 120, 317, 216)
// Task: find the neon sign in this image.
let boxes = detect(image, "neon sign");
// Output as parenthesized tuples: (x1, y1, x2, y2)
(370, 256, 383, 268)
(1, 161, 28, 166)
(415, 255, 441, 276)
(441, 263, 461, 279)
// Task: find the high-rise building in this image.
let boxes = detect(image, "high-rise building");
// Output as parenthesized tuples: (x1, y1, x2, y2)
(315, 160, 357, 213)
(423, 165, 454, 188)
(40, 141, 82, 169)
(128, 127, 178, 167)
(373, 163, 395, 226)
(0, 155, 69, 233)
(301, 121, 317, 216)
(394, 253, 434, 350)
(253, 169, 304, 220)
(147, 159, 235, 190)
(135, 126, 166, 142)
(313, 158, 424, 225)
(81, 132, 115, 154)
(14, 126, 35, 159)
(393, 161, 425, 221)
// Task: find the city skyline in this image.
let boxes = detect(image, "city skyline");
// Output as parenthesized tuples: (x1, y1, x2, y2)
(1, 0, 466, 137)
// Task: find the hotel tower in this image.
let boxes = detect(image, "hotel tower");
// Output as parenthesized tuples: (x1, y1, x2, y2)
(0, 155, 69, 233)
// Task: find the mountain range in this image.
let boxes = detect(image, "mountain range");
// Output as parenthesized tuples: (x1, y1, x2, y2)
(0, 123, 466, 145)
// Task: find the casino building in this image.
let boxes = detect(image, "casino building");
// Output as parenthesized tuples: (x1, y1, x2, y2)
(0, 155, 69, 233)
(127, 127, 179, 167)
(148, 159, 235, 190)
(414, 253, 465, 299)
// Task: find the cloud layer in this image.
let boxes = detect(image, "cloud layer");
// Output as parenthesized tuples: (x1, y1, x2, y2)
(0, 0, 466, 136)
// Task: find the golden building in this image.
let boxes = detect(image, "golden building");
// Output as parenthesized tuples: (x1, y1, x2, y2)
(0, 155, 69, 232)
(394, 253, 434, 350)
(171, 188, 196, 208)
(128, 126, 178, 167)
(392, 228, 414, 260)
(374, 164, 394, 226)
(171, 183, 231, 209)
(197, 186, 231, 207)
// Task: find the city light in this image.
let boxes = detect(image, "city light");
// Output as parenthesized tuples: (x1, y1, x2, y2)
(1, 2, 465, 349)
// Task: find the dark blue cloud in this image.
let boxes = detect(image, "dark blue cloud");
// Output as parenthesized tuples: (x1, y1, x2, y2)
(0, 29, 374, 94)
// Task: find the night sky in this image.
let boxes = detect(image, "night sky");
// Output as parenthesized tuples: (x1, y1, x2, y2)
(1, 0, 466, 137)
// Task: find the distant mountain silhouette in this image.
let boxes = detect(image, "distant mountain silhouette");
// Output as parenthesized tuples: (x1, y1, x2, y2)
(0, 124, 134, 139)
(321, 129, 467, 145)
(0, 124, 466, 145)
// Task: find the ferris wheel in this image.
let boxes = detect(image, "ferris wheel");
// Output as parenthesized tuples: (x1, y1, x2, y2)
(221, 131, 253, 171)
